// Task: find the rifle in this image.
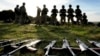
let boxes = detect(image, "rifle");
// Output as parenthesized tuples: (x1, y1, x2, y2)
(88, 40, 100, 48)
(62, 39, 76, 56)
(44, 40, 56, 56)
(1, 39, 41, 56)
(76, 39, 100, 56)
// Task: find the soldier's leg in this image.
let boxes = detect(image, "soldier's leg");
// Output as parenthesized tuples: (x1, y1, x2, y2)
(60, 16, 63, 24)
(51, 16, 54, 24)
(63, 16, 66, 24)
(71, 17, 74, 24)
(68, 17, 70, 25)
(15, 14, 18, 23)
(39, 16, 41, 26)
(80, 17, 82, 25)
(76, 17, 79, 25)
(54, 16, 57, 25)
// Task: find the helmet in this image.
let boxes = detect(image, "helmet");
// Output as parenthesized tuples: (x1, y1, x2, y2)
(69, 4, 72, 7)
(77, 5, 80, 8)
(23, 2, 25, 5)
(62, 5, 65, 8)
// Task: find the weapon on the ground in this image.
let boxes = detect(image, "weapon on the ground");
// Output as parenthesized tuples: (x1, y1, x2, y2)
(76, 39, 100, 56)
(44, 40, 56, 56)
(62, 39, 76, 56)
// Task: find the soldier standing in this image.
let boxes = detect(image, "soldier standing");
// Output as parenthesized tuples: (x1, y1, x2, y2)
(51, 5, 58, 25)
(75, 5, 82, 25)
(60, 5, 67, 25)
(82, 13, 88, 25)
(14, 5, 20, 23)
(41, 4, 48, 24)
(20, 2, 27, 24)
(67, 4, 74, 25)
(36, 6, 41, 26)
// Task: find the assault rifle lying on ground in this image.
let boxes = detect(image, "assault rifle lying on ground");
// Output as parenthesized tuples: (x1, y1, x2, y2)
(76, 39, 100, 56)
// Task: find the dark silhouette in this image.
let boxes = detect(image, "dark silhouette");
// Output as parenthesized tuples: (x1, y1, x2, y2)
(36, 6, 41, 26)
(20, 2, 29, 24)
(60, 5, 67, 25)
(67, 4, 74, 25)
(51, 5, 58, 25)
(82, 13, 88, 25)
(75, 5, 82, 25)
(14, 5, 20, 23)
(41, 4, 48, 24)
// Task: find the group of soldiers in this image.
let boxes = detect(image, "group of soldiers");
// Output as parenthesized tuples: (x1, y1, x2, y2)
(14, 3, 88, 25)
(14, 2, 30, 24)
(36, 4, 88, 26)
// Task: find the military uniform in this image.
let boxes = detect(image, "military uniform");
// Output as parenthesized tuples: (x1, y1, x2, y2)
(41, 5, 48, 24)
(75, 5, 82, 25)
(14, 5, 20, 23)
(60, 5, 66, 24)
(51, 6, 58, 25)
(36, 7, 41, 26)
(20, 3, 27, 24)
(67, 5, 74, 24)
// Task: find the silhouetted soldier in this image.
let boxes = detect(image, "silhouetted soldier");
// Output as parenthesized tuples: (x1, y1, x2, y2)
(14, 5, 20, 23)
(82, 13, 88, 25)
(67, 4, 74, 25)
(20, 2, 27, 24)
(36, 6, 41, 26)
(51, 5, 58, 25)
(41, 4, 48, 24)
(75, 5, 82, 25)
(60, 5, 67, 25)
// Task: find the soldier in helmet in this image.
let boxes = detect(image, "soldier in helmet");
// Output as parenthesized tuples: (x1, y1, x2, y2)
(67, 4, 74, 25)
(75, 5, 82, 25)
(60, 5, 67, 25)
(41, 4, 48, 24)
(51, 5, 58, 25)
(14, 5, 20, 23)
(20, 2, 27, 24)
(82, 13, 88, 25)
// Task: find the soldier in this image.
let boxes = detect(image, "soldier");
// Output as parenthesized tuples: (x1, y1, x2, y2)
(60, 5, 67, 25)
(75, 5, 82, 25)
(41, 4, 48, 24)
(82, 13, 88, 25)
(14, 5, 20, 23)
(36, 6, 41, 26)
(20, 2, 27, 24)
(67, 4, 74, 25)
(51, 5, 58, 25)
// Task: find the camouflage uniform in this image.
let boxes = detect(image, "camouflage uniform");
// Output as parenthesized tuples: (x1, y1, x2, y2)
(20, 3, 27, 24)
(67, 5, 74, 25)
(60, 5, 66, 24)
(36, 7, 41, 26)
(51, 5, 58, 25)
(82, 13, 88, 25)
(14, 5, 20, 23)
(75, 5, 82, 25)
(41, 5, 48, 24)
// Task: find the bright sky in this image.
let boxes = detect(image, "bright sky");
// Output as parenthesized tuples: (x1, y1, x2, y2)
(0, 0, 100, 22)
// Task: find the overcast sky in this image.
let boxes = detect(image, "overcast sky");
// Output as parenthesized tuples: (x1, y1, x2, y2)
(0, 0, 100, 22)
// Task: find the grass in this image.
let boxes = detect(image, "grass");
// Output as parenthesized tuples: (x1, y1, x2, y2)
(0, 22, 100, 56)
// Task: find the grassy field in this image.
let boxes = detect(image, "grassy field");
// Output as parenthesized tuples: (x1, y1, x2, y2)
(0, 22, 100, 56)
